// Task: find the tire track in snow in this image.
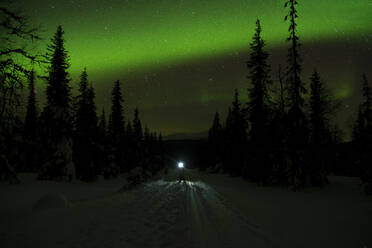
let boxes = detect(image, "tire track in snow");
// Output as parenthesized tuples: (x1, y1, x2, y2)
(182, 181, 279, 248)
(74, 181, 187, 248)
(73, 179, 278, 248)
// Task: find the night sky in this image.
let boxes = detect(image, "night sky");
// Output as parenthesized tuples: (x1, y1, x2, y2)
(6, 0, 372, 137)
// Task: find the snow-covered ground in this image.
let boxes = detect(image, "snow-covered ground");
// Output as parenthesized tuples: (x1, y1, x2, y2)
(0, 170, 371, 248)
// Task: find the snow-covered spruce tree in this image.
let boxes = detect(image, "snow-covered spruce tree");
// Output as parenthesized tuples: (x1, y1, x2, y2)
(246, 19, 272, 185)
(104, 80, 125, 178)
(284, 0, 308, 190)
(38, 26, 75, 181)
(74, 68, 99, 181)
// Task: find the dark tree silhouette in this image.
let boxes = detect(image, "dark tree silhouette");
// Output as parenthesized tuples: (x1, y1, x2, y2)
(74, 68, 99, 181)
(208, 111, 223, 169)
(105, 80, 125, 177)
(247, 19, 271, 145)
(208, 112, 222, 147)
(0, 7, 41, 127)
(361, 73, 372, 141)
(246, 19, 273, 184)
(353, 74, 372, 144)
(283, 0, 309, 190)
(224, 90, 248, 176)
(22, 70, 39, 172)
(276, 64, 286, 115)
(133, 107, 143, 143)
(0, 7, 41, 182)
(284, 0, 305, 108)
(98, 108, 107, 134)
(24, 70, 38, 140)
(131, 107, 143, 170)
(308, 69, 333, 186)
(110, 80, 125, 139)
(284, 0, 308, 150)
(38, 25, 75, 180)
(309, 70, 329, 145)
(353, 74, 372, 193)
(125, 119, 136, 170)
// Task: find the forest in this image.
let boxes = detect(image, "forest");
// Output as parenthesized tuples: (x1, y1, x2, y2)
(0, 1, 371, 195)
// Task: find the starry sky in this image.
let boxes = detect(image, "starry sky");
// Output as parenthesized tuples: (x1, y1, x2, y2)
(4, 0, 372, 138)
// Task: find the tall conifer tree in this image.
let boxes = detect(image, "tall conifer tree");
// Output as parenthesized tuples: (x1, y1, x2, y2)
(108, 80, 125, 174)
(74, 68, 98, 180)
(24, 70, 38, 139)
(133, 107, 143, 143)
(247, 19, 271, 146)
(39, 25, 74, 180)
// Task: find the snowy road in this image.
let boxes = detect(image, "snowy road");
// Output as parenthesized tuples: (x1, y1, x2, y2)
(73, 179, 277, 248)
(1, 171, 278, 248)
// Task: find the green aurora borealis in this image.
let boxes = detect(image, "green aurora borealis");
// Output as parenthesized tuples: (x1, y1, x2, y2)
(5, 0, 372, 136)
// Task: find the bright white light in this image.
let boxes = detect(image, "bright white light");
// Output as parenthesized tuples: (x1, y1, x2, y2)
(178, 162, 184, 168)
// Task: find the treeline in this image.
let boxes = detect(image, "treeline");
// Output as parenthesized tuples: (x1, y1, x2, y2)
(0, 14, 165, 182)
(205, 0, 371, 192)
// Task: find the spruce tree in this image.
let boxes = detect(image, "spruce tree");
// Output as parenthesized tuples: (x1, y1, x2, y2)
(39, 25, 74, 180)
(125, 119, 136, 170)
(284, 0, 308, 148)
(98, 108, 107, 134)
(309, 70, 330, 186)
(74, 68, 98, 181)
(208, 112, 223, 170)
(110, 80, 125, 140)
(353, 106, 364, 142)
(97, 108, 107, 176)
(225, 90, 247, 176)
(247, 19, 271, 146)
(353, 74, 372, 144)
(24, 70, 38, 140)
(283, 1, 308, 189)
(246, 19, 273, 184)
(23, 70, 39, 172)
(108, 80, 125, 175)
(133, 107, 143, 143)
(126, 120, 133, 141)
(354, 74, 372, 192)
(284, 0, 305, 108)
(309, 70, 331, 146)
(132, 108, 143, 169)
(361, 73, 372, 140)
(208, 112, 222, 146)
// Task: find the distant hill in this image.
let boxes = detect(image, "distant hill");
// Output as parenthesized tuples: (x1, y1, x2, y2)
(163, 130, 208, 141)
